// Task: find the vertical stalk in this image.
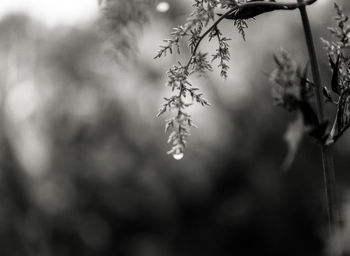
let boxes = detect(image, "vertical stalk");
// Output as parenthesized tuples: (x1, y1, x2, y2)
(297, 0, 338, 237)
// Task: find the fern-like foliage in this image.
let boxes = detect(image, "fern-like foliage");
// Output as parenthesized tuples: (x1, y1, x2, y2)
(234, 19, 248, 41)
(155, 0, 253, 159)
(322, 2, 350, 93)
(155, 0, 318, 159)
(269, 50, 318, 169)
(154, 0, 220, 59)
(209, 26, 231, 79)
(322, 2, 350, 144)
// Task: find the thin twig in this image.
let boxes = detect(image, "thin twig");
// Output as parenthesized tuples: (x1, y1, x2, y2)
(187, 0, 318, 68)
(182, 0, 320, 93)
(184, 8, 233, 69)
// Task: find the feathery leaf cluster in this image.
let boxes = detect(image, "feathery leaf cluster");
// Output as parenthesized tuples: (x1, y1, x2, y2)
(156, 0, 250, 159)
(268, 2, 350, 167)
(322, 3, 350, 145)
(322, 3, 350, 93)
(155, 0, 319, 159)
(270, 50, 313, 112)
(270, 50, 321, 169)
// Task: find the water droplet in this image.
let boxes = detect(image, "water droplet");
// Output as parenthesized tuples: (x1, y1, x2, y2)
(156, 2, 170, 13)
(173, 152, 184, 160)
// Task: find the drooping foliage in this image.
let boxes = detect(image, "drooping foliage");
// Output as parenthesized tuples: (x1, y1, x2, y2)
(154, 0, 320, 159)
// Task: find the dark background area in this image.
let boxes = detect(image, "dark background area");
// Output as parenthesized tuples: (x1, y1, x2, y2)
(0, 1, 349, 255)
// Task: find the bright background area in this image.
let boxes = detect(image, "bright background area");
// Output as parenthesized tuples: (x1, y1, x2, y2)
(0, 0, 98, 27)
(0, 0, 332, 27)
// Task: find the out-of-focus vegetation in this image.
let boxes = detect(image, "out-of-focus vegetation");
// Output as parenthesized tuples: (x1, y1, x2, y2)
(0, 1, 349, 255)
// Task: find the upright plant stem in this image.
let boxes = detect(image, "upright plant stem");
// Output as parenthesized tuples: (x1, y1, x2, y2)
(297, 0, 338, 236)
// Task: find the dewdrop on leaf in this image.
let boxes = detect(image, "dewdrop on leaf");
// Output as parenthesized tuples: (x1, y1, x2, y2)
(173, 151, 184, 160)
(169, 147, 184, 160)
(167, 145, 184, 160)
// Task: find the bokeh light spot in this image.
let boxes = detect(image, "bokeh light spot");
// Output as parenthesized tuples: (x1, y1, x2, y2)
(156, 2, 170, 13)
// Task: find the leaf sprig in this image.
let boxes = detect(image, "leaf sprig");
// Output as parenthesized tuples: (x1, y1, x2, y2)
(269, 50, 323, 169)
(156, 1, 234, 159)
(322, 3, 350, 145)
(155, 0, 320, 159)
(268, 2, 350, 169)
(209, 26, 231, 79)
(322, 2, 350, 94)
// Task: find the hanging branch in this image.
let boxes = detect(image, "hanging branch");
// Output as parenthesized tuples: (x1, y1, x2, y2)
(155, 0, 319, 159)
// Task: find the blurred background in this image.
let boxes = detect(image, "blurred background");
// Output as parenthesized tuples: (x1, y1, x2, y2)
(0, 0, 350, 255)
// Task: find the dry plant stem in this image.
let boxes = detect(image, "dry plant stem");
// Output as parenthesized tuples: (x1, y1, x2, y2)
(297, 0, 338, 236)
